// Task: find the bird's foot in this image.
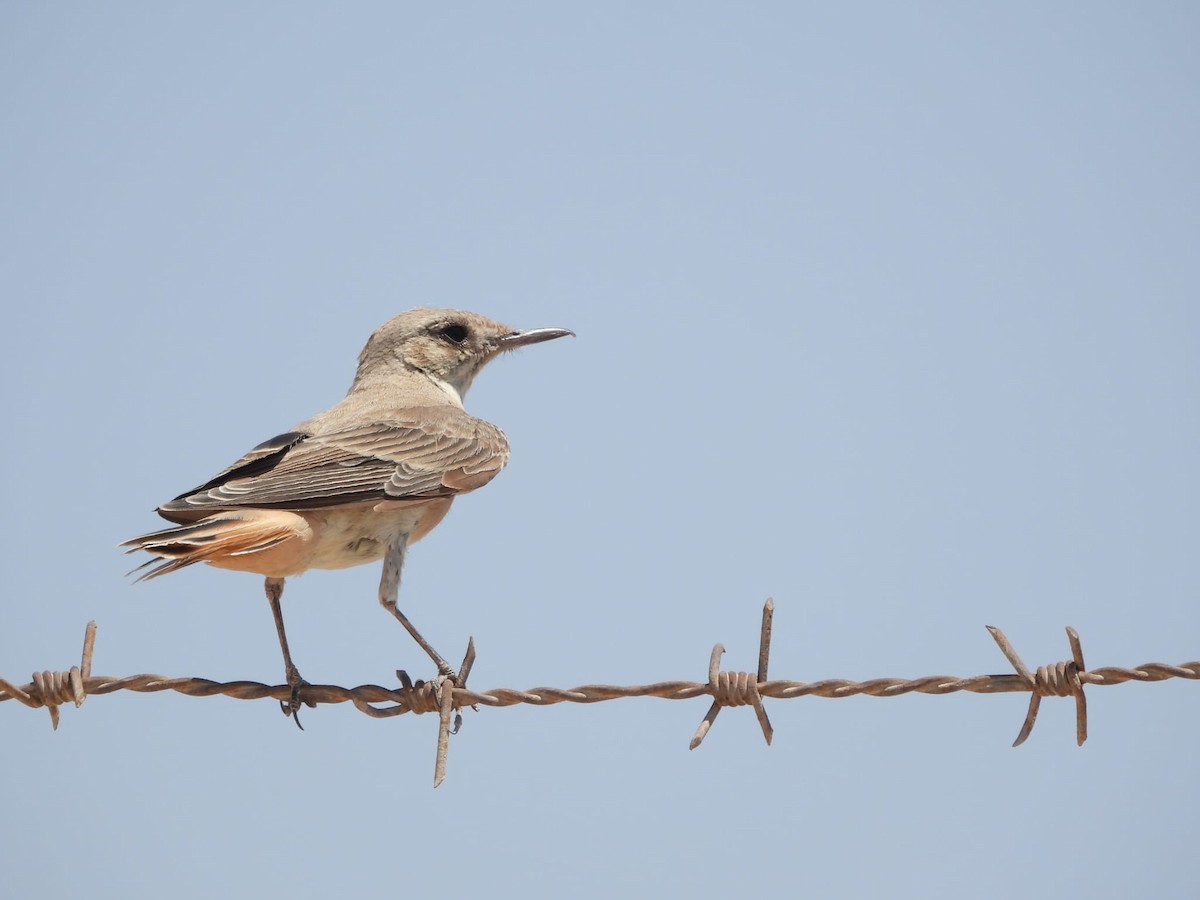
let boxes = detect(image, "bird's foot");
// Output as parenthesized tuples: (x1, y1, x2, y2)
(280, 664, 315, 730)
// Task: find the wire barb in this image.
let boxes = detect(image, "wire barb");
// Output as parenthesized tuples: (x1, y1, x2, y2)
(433, 637, 476, 788)
(987, 625, 1088, 747)
(689, 598, 775, 750)
(0, 621, 97, 730)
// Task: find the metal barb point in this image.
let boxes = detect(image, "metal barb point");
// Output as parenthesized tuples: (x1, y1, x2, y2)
(987, 625, 1089, 748)
(432, 637, 477, 788)
(689, 600, 776, 750)
(79, 621, 97, 705)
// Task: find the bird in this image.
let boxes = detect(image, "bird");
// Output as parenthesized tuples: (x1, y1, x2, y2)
(122, 308, 573, 724)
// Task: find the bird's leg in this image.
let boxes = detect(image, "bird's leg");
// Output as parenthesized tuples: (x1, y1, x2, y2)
(380, 536, 455, 678)
(264, 576, 311, 728)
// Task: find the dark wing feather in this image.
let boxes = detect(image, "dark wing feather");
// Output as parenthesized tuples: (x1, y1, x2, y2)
(183, 431, 309, 495)
(158, 413, 509, 521)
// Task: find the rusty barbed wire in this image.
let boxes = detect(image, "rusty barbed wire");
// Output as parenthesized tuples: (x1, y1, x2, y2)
(3, 599, 1198, 786)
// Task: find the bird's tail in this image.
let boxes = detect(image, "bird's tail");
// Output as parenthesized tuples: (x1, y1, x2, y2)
(120, 511, 299, 581)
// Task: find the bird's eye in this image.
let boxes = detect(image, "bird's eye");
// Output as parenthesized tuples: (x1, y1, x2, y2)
(438, 323, 469, 345)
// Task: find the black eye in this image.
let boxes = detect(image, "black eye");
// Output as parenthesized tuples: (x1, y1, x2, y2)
(438, 323, 469, 345)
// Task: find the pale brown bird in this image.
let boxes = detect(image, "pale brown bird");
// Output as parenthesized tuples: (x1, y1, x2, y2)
(122, 308, 573, 723)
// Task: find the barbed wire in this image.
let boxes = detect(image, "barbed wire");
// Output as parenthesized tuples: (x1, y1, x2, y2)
(3, 600, 1197, 786)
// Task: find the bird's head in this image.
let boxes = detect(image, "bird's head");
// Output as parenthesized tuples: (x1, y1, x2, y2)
(355, 308, 573, 402)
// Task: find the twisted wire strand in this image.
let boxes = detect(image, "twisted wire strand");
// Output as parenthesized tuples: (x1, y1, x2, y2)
(3, 665, 1197, 712)
(3, 605, 1198, 785)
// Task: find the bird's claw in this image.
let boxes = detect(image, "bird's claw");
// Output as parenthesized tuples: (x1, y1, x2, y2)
(280, 666, 314, 730)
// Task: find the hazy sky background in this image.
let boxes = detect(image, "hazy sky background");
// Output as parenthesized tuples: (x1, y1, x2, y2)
(2, 4, 1197, 898)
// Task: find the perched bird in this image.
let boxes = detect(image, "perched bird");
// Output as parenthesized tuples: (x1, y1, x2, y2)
(122, 308, 573, 723)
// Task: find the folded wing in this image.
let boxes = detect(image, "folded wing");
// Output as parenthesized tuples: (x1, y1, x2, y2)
(158, 409, 509, 523)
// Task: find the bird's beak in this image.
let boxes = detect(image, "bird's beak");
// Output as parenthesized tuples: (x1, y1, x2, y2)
(498, 327, 575, 349)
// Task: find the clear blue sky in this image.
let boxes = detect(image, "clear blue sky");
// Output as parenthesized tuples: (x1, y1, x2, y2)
(2, 4, 1197, 898)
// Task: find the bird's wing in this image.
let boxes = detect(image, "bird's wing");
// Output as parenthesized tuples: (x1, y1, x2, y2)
(158, 411, 509, 521)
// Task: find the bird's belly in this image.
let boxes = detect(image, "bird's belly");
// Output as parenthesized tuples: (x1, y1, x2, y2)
(306, 502, 449, 570)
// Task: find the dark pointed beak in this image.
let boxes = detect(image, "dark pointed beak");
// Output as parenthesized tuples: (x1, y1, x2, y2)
(498, 327, 575, 349)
